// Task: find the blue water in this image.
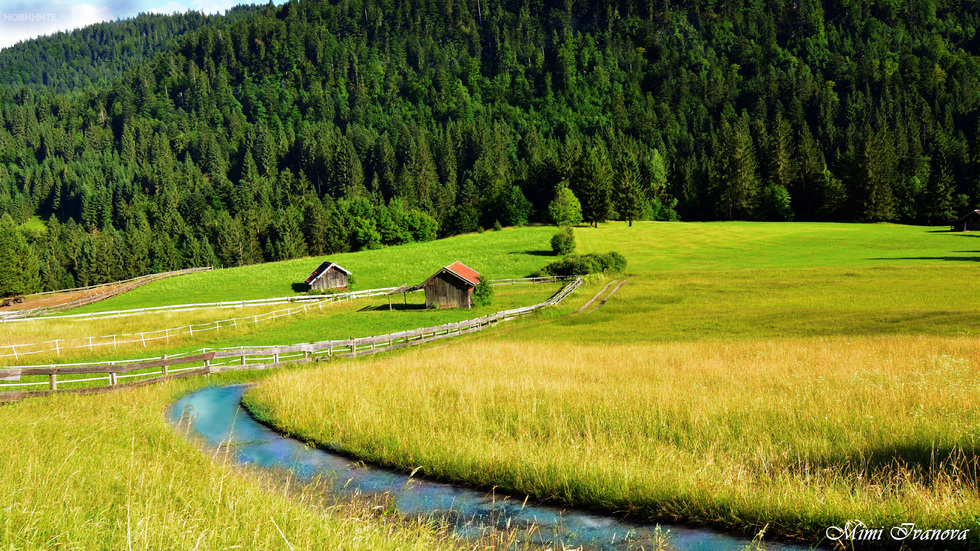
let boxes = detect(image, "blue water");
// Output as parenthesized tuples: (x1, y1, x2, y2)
(169, 384, 813, 551)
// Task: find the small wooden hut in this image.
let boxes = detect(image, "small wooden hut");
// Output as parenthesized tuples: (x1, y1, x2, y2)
(950, 210, 980, 231)
(422, 261, 480, 309)
(305, 261, 351, 291)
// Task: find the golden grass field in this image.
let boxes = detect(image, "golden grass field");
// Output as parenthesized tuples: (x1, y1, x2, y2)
(244, 336, 980, 544)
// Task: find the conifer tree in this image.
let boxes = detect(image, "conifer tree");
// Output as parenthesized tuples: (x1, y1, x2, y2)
(0, 213, 41, 297)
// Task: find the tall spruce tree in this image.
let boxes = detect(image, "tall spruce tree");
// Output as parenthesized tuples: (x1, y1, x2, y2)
(0, 213, 41, 297)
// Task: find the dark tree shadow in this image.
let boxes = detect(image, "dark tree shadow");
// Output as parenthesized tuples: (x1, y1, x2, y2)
(292, 282, 310, 293)
(799, 445, 978, 489)
(358, 303, 426, 312)
(510, 249, 556, 257)
(869, 256, 980, 263)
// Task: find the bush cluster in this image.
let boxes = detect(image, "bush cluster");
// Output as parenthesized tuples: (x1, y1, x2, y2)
(535, 252, 627, 277)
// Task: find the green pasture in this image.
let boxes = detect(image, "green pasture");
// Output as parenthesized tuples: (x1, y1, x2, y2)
(574, 221, 974, 273)
(64, 227, 556, 314)
(243, 221, 980, 549)
(0, 283, 565, 388)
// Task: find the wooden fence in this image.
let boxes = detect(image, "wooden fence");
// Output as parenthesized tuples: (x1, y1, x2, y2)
(0, 267, 213, 322)
(0, 277, 575, 360)
(0, 277, 582, 401)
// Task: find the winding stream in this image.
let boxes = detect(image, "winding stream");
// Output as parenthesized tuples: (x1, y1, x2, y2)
(169, 384, 812, 551)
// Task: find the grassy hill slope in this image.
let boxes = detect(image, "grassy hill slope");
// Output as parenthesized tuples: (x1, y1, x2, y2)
(64, 227, 555, 314)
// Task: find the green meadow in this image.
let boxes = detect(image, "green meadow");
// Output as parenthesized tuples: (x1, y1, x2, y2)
(245, 222, 980, 548)
(64, 226, 556, 314)
(0, 283, 561, 373)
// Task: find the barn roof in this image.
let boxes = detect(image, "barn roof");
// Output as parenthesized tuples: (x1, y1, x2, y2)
(423, 261, 481, 288)
(305, 261, 351, 284)
(956, 209, 980, 221)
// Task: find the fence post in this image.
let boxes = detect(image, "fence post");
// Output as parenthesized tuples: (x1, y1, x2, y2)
(55, 340, 60, 356)
(241, 350, 247, 366)
(162, 354, 169, 376)
(350, 337, 356, 357)
(11, 345, 17, 361)
(140, 333, 146, 347)
(165, 328, 170, 344)
(88, 337, 93, 352)
(109, 372, 117, 386)
(49, 373, 57, 390)
(273, 351, 280, 364)
(189, 325, 194, 337)
(204, 359, 211, 373)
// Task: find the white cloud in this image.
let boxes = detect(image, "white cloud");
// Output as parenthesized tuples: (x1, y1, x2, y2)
(189, 0, 237, 14)
(0, 0, 113, 50)
(149, 1, 189, 14)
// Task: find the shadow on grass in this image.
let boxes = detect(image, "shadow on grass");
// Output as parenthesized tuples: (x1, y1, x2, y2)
(869, 256, 980, 262)
(511, 249, 556, 257)
(789, 445, 978, 487)
(358, 303, 426, 312)
(291, 282, 310, 293)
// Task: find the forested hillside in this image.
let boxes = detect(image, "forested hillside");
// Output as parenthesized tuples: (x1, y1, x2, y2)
(0, 7, 260, 93)
(2, 0, 980, 293)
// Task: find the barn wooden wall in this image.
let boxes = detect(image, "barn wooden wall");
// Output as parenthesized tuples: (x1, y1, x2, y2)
(311, 269, 348, 290)
(424, 275, 472, 309)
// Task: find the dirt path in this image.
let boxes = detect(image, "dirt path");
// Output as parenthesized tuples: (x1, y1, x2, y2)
(1, 284, 130, 313)
(573, 279, 620, 314)
(584, 277, 628, 314)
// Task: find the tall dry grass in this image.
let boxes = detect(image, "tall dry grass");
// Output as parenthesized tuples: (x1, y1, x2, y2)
(0, 373, 467, 550)
(245, 336, 980, 545)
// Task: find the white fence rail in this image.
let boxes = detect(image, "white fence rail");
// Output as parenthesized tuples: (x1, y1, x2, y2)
(0, 277, 571, 360)
(0, 267, 213, 322)
(0, 277, 582, 397)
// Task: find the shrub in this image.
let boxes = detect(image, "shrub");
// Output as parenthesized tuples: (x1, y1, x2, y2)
(550, 226, 575, 255)
(473, 276, 494, 306)
(492, 220, 503, 232)
(536, 252, 627, 277)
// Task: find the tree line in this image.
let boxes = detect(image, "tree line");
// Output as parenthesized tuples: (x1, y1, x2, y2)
(2, 0, 980, 295)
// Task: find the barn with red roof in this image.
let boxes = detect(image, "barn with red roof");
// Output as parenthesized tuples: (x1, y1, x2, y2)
(422, 261, 481, 309)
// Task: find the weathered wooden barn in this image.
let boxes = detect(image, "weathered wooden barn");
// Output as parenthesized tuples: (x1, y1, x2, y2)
(951, 210, 980, 231)
(305, 261, 351, 291)
(422, 261, 480, 309)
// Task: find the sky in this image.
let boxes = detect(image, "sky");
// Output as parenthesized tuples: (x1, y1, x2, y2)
(0, 0, 279, 50)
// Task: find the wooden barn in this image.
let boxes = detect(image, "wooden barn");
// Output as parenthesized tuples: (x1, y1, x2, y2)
(305, 261, 351, 291)
(422, 261, 481, 309)
(951, 210, 980, 231)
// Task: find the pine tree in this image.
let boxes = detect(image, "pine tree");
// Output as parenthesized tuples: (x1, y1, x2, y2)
(715, 113, 759, 220)
(576, 144, 613, 227)
(0, 213, 41, 297)
(612, 141, 644, 226)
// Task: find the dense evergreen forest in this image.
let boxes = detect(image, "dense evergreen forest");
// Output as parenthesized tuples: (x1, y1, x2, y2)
(2, 0, 980, 294)
(0, 7, 260, 93)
